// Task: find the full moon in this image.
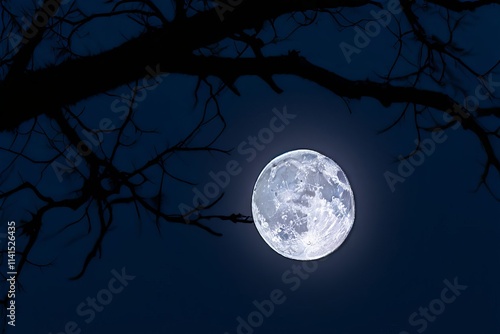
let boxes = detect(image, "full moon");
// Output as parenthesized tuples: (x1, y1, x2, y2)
(251, 149, 355, 260)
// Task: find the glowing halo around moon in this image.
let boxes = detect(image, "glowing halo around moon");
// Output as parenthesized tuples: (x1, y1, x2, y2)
(251, 149, 355, 260)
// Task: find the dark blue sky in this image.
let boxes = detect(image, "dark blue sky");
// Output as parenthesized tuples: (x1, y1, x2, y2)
(1, 1, 499, 334)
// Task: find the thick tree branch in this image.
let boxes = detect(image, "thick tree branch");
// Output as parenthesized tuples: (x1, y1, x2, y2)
(0, 0, 376, 131)
(5, 53, 497, 132)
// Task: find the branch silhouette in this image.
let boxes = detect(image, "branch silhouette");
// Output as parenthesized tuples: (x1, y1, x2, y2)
(0, 1, 499, 326)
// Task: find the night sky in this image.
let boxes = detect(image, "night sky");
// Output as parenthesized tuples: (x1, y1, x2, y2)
(0, 1, 499, 334)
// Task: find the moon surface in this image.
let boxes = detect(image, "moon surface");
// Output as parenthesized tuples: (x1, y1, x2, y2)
(251, 149, 355, 260)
